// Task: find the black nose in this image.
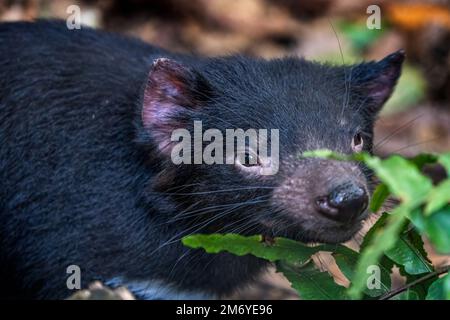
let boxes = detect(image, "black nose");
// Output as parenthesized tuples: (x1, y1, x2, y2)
(315, 183, 368, 223)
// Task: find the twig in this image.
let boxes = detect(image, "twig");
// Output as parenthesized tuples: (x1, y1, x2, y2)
(379, 265, 450, 300)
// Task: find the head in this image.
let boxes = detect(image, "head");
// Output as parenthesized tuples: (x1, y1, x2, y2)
(137, 51, 404, 244)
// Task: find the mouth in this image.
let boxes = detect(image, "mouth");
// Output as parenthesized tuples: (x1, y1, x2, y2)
(310, 220, 365, 244)
(258, 211, 367, 244)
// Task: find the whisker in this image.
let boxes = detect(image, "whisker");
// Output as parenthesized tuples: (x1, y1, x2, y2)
(165, 197, 271, 224)
(374, 113, 424, 150)
(388, 136, 443, 154)
(149, 186, 275, 196)
(146, 199, 270, 257)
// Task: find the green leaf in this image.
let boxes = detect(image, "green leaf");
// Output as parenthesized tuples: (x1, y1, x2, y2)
(182, 234, 320, 264)
(426, 273, 450, 300)
(348, 206, 409, 299)
(364, 155, 433, 206)
(385, 228, 433, 275)
(277, 260, 349, 300)
(438, 153, 450, 173)
(360, 212, 389, 250)
(332, 246, 359, 281)
(424, 207, 450, 254)
(396, 271, 438, 300)
(370, 184, 390, 213)
(301, 149, 348, 160)
(425, 180, 450, 215)
(333, 247, 392, 297)
(182, 150, 450, 301)
(409, 153, 437, 169)
(411, 206, 450, 254)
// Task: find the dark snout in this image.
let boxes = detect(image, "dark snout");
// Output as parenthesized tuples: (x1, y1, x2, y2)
(274, 157, 370, 225)
(273, 158, 370, 243)
(315, 182, 368, 223)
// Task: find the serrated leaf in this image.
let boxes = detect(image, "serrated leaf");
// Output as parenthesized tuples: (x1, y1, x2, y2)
(360, 212, 389, 250)
(277, 260, 349, 300)
(333, 247, 392, 297)
(423, 207, 450, 254)
(182, 150, 450, 301)
(370, 184, 390, 213)
(426, 273, 450, 300)
(301, 149, 349, 160)
(396, 271, 438, 300)
(182, 234, 320, 264)
(409, 153, 438, 168)
(348, 206, 409, 299)
(364, 155, 433, 206)
(425, 180, 450, 215)
(328, 245, 360, 284)
(411, 206, 450, 254)
(438, 153, 450, 173)
(385, 228, 433, 275)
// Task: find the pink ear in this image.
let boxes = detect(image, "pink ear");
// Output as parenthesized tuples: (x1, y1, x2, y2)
(141, 58, 210, 154)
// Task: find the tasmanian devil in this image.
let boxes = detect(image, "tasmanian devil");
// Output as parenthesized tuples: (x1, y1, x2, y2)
(0, 20, 404, 299)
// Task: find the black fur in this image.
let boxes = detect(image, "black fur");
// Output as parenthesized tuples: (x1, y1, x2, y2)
(0, 20, 403, 299)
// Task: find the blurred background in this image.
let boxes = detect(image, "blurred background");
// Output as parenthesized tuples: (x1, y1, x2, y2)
(0, 0, 449, 299)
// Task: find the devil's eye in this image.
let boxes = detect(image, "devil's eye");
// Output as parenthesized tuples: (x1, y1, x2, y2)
(236, 150, 260, 167)
(243, 151, 259, 167)
(351, 132, 364, 152)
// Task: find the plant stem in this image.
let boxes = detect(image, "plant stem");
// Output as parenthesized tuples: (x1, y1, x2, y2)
(379, 265, 450, 300)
